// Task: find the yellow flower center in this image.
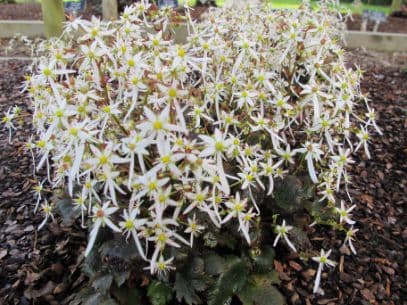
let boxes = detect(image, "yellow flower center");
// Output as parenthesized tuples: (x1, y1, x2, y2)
(157, 233, 167, 243)
(161, 153, 171, 164)
(234, 203, 243, 212)
(42, 68, 52, 77)
(153, 120, 163, 130)
(124, 219, 134, 230)
(148, 181, 157, 191)
(215, 141, 225, 152)
(195, 191, 206, 201)
(168, 88, 177, 99)
(99, 155, 108, 165)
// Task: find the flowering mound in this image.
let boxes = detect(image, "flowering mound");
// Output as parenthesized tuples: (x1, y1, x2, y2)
(3, 0, 381, 303)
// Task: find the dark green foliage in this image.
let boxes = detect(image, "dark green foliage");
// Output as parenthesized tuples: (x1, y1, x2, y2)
(204, 252, 226, 275)
(55, 196, 81, 227)
(100, 299, 120, 305)
(70, 288, 97, 305)
(66, 172, 333, 305)
(174, 273, 202, 305)
(147, 281, 173, 305)
(92, 274, 114, 293)
(251, 246, 276, 273)
(208, 257, 248, 305)
(111, 285, 142, 305)
(288, 226, 312, 253)
(307, 199, 337, 223)
(238, 279, 285, 305)
(273, 176, 308, 213)
(174, 254, 209, 305)
(83, 293, 110, 305)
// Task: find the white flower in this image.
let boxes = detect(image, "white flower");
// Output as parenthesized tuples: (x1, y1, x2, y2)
(330, 147, 354, 191)
(2, 108, 16, 143)
(151, 139, 185, 177)
(184, 214, 204, 247)
(355, 125, 371, 159)
(335, 200, 356, 225)
(199, 129, 232, 195)
(38, 201, 54, 230)
(120, 208, 148, 260)
(222, 192, 252, 244)
(145, 255, 175, 276)
(85, 202, 121, 257)
(273, 220, 297, 252)
(137, 106, 185, 139)
(312, 249, 336, 294)
(344, 226, 359, 255)
(295, 142, 324, 183)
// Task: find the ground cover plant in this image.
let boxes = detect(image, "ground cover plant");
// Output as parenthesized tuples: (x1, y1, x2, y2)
(3, 0, 382, 304)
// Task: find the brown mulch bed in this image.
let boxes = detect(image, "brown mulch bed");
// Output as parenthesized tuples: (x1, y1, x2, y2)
(0, 61, 86, 305)
(0, 50, 406, 305)
(346, 14, 407, 34)
(278, 51, 407, 305)
(0, 4, 43, 21)
(0, 3, 208, 21)
(0, 3, 101, 21)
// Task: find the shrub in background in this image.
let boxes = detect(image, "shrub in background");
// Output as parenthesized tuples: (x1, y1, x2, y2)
(3, 0, 381, 304)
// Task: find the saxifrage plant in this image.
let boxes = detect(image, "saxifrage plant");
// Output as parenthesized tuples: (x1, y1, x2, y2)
(3, 0, 381, 304)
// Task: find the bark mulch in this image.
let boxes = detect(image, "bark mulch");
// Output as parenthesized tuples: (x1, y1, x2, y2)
(0, 61, 86, 305)
(278, 51, 407, 305)
(346, 14, 407, 34)
(0, 51, 406, 305)
(0, 3, 208, 21)
(0, 3, 101, 21)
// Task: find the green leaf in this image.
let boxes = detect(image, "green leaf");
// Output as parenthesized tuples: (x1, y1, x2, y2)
(273, 176, 304, 213)
(174, 253, 212, 305)
(83, 293, 106, 305)
(111, 285, 141, 305)
(113, 271, 130, 287)
(208, 258, 248, 305)
(56, 197, 81, 227)
(251, 247, 275, 273)
(69, 288, 95, 305)
(251, 271, 281, 287)
(307, 199, 336, 222)
(174, 272, 202, 305)
(100, 299, 119, 305)
(203, 232, 218, 248)
(147, 281, 173, 305)
(217, 231, 238, 250)
(82, 249, 102, 278)
(204, 252, 226, 276)
(99, 238, 140, 263)
(190, 257, 207, 292)
(91, 274, 113, 293)
(287, 226, 312, 252)
(238, 279, 285, 305)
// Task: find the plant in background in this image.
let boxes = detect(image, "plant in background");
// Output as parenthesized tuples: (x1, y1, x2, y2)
(3, 0, 380, 304)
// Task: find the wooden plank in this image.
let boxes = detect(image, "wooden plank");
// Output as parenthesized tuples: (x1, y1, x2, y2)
(41, 0, 65, 38)
(1, 21, 406, 53)
(0, 21, 45, 38)
(344, 31, 407, 52)
(102, 0, 118, 21)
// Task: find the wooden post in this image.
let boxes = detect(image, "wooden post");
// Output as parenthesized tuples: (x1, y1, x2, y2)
(102, 0, 119, 21)
(41, 0, 65, 38)
(391, 0, 402, 13)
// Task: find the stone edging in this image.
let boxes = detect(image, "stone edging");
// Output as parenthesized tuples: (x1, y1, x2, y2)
(0, 20, 406, 52)
(345, 31, 407, 52)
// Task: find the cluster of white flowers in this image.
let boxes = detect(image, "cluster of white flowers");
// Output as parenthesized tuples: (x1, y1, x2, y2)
(4, 0, 379, 285)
